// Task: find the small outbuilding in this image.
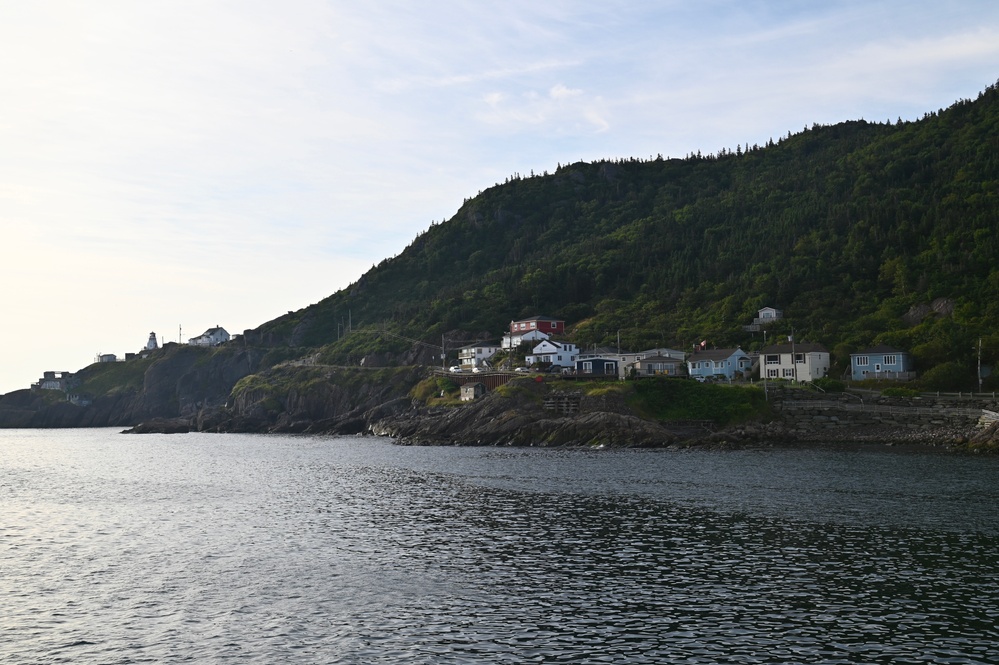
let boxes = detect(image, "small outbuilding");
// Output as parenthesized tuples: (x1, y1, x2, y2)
(461, 382, 487, 401)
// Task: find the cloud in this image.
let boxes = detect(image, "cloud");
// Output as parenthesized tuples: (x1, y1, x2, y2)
(3, 1, 999, 393)
(550, 84, 583, 100)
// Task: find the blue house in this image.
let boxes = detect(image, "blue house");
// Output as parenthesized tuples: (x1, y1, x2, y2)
(686, 348, 752, 382)
(850, 345, 916, 381)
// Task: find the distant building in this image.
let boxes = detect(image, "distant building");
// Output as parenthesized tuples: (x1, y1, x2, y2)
(501, 329, 549, 349)
(850, 345, 916, 381)
(32, 371, 74, 391)
(188, 326, 230, 347)
(526, 340, 580, 368)
(576, 357, 619, 377)
(510, 316, 564, 336)
(460, 382, 487, 401)
(146, 332, 159, 350)
(458, 342, 501, 369)
(744, 306, 784, 332)
(98, 354, 117, 363)
(761, 343, 830, 382)
(687, 348, 753, 382)
(634, 355, 688, 377)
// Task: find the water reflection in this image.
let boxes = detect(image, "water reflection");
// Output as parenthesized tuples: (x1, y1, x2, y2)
(1, 431, 998, 664)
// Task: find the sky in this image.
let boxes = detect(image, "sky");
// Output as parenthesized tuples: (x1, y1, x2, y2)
(2, 1, 999, 395)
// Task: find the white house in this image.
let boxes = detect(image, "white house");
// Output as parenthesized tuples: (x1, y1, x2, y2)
(761, 343, 830, 382)
(687, 348, 753, 381)
(501, 329, 549, 349)
(458, 342, 501, 369)
(188, 326, 230, 347)
(526, 340, 579, 368)
(744, 306, 784, 332)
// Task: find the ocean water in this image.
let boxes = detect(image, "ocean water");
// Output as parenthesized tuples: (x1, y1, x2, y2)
(2, 428, 998, 664)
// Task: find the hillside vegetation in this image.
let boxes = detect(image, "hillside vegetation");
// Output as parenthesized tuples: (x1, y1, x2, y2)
(252, 80, 999, 387)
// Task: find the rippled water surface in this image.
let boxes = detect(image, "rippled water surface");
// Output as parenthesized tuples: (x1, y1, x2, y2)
(3, 429, 999, 663)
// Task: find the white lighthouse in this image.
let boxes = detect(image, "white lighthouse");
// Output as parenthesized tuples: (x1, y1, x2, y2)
(146, 332, 159, 350)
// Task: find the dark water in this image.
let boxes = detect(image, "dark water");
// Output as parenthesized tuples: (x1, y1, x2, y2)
(2, 429, 998, 664)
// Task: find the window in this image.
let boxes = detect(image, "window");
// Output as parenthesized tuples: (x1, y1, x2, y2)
(714, 361, 723, 369)
(783, 368, 795, 378)
(767, 369, 779, 378)
(765, 355, 779, 365)
(530, 322, 537, 329)
(794, 353, 804, 364)
(605, 364, 616, 375)
(856, 356, 869, 366)
(883, 355, 897, 365)
(582, 362, 593, 374)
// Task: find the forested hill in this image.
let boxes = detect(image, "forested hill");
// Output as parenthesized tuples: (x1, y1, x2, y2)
(255, 80, 999, 382)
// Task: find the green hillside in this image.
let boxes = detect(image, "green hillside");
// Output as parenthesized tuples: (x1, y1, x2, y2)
(255, 80, 999, 386)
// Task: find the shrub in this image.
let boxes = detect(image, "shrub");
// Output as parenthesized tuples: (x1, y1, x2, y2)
(881, 387, 920, 398)
(813, 377, 845, 392)
(920, 362, 973, 392)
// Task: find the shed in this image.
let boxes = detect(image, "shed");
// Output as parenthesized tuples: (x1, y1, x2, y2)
(460, 382, 487, 401)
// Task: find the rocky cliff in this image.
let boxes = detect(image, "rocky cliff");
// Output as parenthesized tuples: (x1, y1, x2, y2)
(0, 344, 267, 428)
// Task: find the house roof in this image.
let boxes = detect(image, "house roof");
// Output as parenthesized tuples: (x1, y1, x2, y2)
(687, 348, 747, 362)
(581, 346, 622, 356)
(637, 355, 683, 364)
(639, 348, 686, 358)
(761, 343, 828, 354)
(459, 342, 501, 350)
(512, 315, 561, 324)
(852, 344, 907, 356)
(200, 326, 228, 336)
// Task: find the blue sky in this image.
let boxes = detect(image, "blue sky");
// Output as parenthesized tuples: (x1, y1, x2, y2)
(2, 1, 998, 395)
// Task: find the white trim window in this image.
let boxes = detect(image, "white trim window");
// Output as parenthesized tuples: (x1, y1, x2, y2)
(765, 355, 779, 365)
(856, 356, 869, 366)
(883, 355, 897, 366)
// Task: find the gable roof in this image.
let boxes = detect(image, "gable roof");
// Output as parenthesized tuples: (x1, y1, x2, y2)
(459, 342, 501, 350)
(687, 348, 747, 362)
(761, 343, 828, 354)
(637, 355, 684, 364)
(512, 315, 561, 324)
(852, 344, 907, 356)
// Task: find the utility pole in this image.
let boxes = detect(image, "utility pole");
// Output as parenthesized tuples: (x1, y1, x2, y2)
(763, 329, 768, 401)
(442, 334, 446, 370)
(791, 327, 797, 383)
(979, 337, 983, 393)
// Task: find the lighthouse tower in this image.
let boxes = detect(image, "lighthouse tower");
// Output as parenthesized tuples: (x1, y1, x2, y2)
(146, 332, 159, 350)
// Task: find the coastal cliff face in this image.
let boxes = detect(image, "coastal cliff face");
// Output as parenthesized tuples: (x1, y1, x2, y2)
(197, 364, 427, 434)
(371, 381, 680, 447)
(0, 344, 267, 429)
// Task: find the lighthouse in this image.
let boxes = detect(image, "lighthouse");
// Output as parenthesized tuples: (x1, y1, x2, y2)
(146, 332, 159, 350)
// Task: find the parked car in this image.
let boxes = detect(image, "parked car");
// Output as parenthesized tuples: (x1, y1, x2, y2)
(449, 366, 463, 373)
(514, 367, 530, 373)
(472, 367, 483, 373)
